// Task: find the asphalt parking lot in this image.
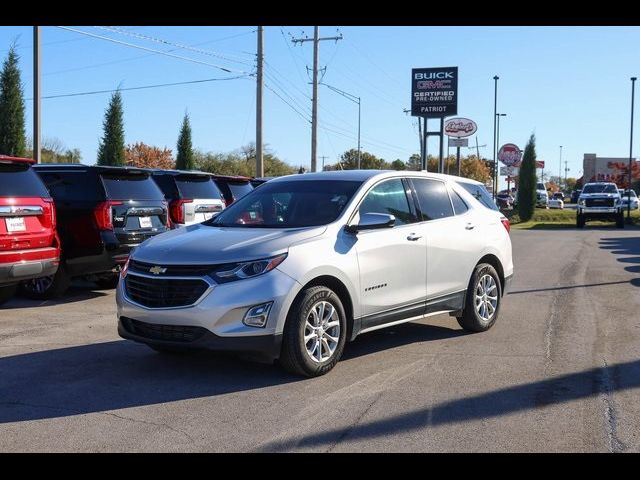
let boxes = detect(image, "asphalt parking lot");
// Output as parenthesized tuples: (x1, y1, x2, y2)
(1, 228, 640, 452)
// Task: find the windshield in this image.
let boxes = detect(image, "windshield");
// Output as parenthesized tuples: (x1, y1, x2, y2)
(582, 184, 619, 194)
(536, 183, 545, 190)
(207, 180, 362, 228)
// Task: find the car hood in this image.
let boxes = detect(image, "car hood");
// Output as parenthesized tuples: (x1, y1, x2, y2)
(131, 223, 327, 264)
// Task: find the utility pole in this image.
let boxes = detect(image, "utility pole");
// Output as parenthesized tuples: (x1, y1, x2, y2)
(291, 27, 342, 172)
(33, 26, 41, 163)
(559, 145, 563, 190)
(627, 77, 636, 224)
(255, 26, 264, 177)
(320, 155, 328, 171)
(492, 75, 499, 198)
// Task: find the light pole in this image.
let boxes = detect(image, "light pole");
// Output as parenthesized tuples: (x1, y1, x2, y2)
(627, 77, 637, 224)
(496, 113, 506, 192)
(492, 75, 499, 198)
(559, 146, 563, 191)
(321, 83, 361, 169)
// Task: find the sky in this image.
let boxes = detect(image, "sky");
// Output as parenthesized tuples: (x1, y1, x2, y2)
(1, 25, 639, 190)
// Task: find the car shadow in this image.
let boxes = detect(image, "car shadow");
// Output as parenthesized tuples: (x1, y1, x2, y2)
(599, 236, 640, 281)
(0, 321, 467, 424)
(1, 281, 110, 310)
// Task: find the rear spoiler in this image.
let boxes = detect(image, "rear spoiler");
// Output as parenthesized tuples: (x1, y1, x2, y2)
(0, 155, 35, 164)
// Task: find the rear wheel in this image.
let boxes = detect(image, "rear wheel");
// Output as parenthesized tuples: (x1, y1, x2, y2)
(280, 286, 347, 377)
(19, 266, 71, 300)
(457, 263, 502, 332)
(0, 285, 17, 306)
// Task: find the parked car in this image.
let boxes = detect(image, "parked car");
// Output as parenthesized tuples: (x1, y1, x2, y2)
(576, 182, 623, 228)
(150, 170, 225, 228)
(117, 171, 513, 377)
(618, 189, 639, 210)
(0, 156, 60, 305)
(549, 194, 564, 209)
(536, 182, 549, 208)
(495, 190, 514, 209)
(211, 175, 254, 207)
(22, 164, 170, 298)
(570, 189, 581, 203)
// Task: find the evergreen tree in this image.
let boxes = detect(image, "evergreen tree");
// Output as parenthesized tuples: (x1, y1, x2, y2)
(517, 134, 538, 222)
(97, 90, 125, 166)
(176, 113, 195, 170)
(0, 44, 27, 157)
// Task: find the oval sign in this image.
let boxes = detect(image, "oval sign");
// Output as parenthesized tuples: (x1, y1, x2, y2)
(498, 143, 522, 167)
(444, 117, 477, 138)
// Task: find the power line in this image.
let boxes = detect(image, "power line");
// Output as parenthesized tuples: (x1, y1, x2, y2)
(54, 26, 250, 74)
(264, 83, 311, 124)
(263, 70, 311, 116)
(93, 26, 254, 66)
(280, 27, 308, 86)
(25, 75, 250, 100)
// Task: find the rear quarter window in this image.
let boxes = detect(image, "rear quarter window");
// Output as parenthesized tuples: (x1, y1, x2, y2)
(457, 181, 499, 211)
(228, 182, 253, 200)
(0, 163, 50, 197)
(101, 173, 164, 200)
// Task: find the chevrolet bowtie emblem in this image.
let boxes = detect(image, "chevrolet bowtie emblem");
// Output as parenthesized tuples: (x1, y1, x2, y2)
(149, 266, 167, 275)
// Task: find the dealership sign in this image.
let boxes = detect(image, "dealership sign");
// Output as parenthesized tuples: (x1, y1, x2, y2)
(411, 67, 458, 117)
(448, 138, 468, 147)
(498, 143, 522, 167)
(444, 117, 477, 138)
(500, 166, 519, 176)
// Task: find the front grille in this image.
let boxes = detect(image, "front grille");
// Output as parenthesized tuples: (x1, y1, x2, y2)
(121, 317, 206, 342)
(585, 198, 614, 207)
(124, 273, 209, 308)
(129, 259, 215, 277)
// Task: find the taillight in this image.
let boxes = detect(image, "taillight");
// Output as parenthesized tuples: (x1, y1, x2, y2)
(43, 197, 56, 228)
(169, 199, 193, 225)
(500, 216, 511, 233)
(94, 201, 124, 231)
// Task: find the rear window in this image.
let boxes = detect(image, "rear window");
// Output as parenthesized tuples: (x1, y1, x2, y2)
(457, 181, 499, 211)
(0, 162, 49, 197)
(101, 173, 164, 200)
(228, 182, 253, 200)
(175, 175, 222, 199)
(38, 171, 102, 202)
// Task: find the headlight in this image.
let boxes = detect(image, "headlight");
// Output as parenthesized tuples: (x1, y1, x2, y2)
(578, 199, 586, 206)
(211, 253, 287, 283)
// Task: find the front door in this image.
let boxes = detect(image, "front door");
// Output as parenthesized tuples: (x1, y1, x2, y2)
(354, 178, 427, 329)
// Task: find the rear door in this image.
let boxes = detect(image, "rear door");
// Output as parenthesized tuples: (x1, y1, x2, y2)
(0, 161, 56, 258)
(174, 174, 225, 224)
(100, 171, 169, 246)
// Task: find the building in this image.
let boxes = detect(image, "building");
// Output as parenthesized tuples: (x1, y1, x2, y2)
(583, 153, 639, 184)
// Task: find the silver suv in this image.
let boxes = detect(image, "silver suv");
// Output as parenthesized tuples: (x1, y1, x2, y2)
(116, 171, 514, 377)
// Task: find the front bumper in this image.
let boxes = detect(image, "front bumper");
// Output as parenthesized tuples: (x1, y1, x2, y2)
(116, 267, 301, 359)
(578, 207, 619, 214)
(0, 258, 59, 286)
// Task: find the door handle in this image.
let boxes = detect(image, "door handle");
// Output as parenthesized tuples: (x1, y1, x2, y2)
(465, 223, 475, 230)
(407, 233, 422, 241)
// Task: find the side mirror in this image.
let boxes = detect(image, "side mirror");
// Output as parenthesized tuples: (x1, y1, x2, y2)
(345, 213, 395, 234)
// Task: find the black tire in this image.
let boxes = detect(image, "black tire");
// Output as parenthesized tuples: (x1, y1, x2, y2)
(0, 284, 17, 306)
(95, 274, 120, 289)
(280, 285, 347, 377)
(616, 213, 625, 229)
(19, 265, 71, 300)
(148, 345, 194, 355)
(457, 263, 502, 333)
(576, 214, 585, 229)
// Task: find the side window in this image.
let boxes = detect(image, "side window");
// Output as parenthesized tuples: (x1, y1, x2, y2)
(412, 178, 454, 221)
(450, 188, 468, 215)
(359, 178, 417, 226)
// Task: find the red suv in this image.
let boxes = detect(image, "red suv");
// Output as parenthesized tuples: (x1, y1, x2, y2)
(0, 156, 60, 305)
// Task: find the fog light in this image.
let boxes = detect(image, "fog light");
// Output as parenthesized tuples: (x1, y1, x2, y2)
(243, 302, 273, 328)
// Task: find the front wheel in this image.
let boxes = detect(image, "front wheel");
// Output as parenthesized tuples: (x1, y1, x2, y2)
(457, 263, 502, 332)
(280, 286, 347, 377)
(577, 214, 585, 229)
(616, 213, 625, 229)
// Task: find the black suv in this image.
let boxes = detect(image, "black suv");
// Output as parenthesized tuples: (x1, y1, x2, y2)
(22, 165, 170, 298)
(150, 170, 225, 228)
